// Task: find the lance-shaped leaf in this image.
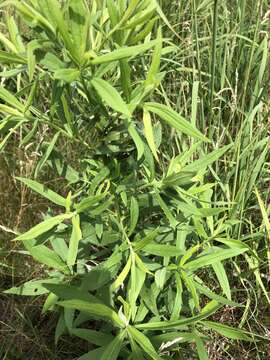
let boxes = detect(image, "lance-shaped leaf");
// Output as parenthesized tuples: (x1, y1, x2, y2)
(16, 178, 66, 207)
(128, 196, 139, 236)
(184, 248, 247, 272)
(57, 299, 124, 327)
(91, 78, 131, 117)
(144, 102, 208, 142)
(4, 278, 60, 296)
(136, 301, 221, 330)
(128, 326, 162, 360)
(202, 321, 254, 341)
(100, 331, 126, 360)
(0, 86, 24, 111)
(67, 214, 82, 266)
(143, 109, 159, 162)
(91, 40, 158, 64)
(142, 244, 184, 257)
(71, 328, 113, 347)
(183, 144, 233, 172)
(14, 213, 73, 241)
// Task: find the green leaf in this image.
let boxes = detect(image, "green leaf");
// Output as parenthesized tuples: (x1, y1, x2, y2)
(67, 214, 82, 266)
(183, 144, 233, 172)
(143, 109, 159, 162)
(42, 292, 58, 313)
(57, 299, 124, 327)
(195, 336, 209, 360)
(16, 177, 66, 207)
(212, 261, 231, 300)
(162, 171, 195, 188)
(151, 331, 195, 348)
(44, 283, 96, 302)
(128, 196, 139, 236)
(202, 321, 254, 341)
(40, 52, 65, 71)
(0, 50, 26, 64)
(144, 102, 208, 142)
(54, 68, 80, 83)
(4, 278, 59, 296)
(71, 328, 113, 347)
(0, 31, 18, 53)
(100, 331, 126, 360)
(77, 347, 107, 360)
(14, 213, 73, 241)
(69, 0, 89, 59)
(146, 27, 162, 86)
(128, 326, 161, 360)
(35, 132, 60, 178)
(184, 248, 247, 272)
(155, 268, 166, 290)
(91, 78, 131, 117)
(255, 187, 270, 240)
(153, 192, 178, 228)
(123, 3, 156, 30)
(27, 42, 36, 81)
(91, 40, 157, 64)
(129, 336, 145, 360)
(127, 121, 145, 160)
(7, 15, 25, 53)
(41, 0, 77, 61)
(171, 272, 183, 320)
(133, 228, 159, 251)
(111, 255, 132, 291)
(81, 250, 121, 289)
(135, 254, 152, 275)
(136, 301, 221, 330)
(9, 0, 55, 33)
(128, 255, 146, 320)
(0, 86, 24, 112)
(181, 271, 200, 310)
(27, 244, 69, 274)
(142, 244, 184, 257)
(75, 193, 106, 213)
(194, 280, 242, 307)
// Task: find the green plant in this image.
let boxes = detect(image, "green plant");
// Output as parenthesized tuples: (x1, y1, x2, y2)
(0, 0, 264, 359)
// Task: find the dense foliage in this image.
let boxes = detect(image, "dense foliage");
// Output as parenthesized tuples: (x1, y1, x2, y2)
(0, 0, 269, 359)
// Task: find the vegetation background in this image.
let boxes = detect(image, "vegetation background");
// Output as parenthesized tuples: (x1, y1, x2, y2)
(0, 0, 270, 359)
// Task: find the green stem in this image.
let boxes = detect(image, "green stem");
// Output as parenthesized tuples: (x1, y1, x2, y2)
(210, 0, 218, 124)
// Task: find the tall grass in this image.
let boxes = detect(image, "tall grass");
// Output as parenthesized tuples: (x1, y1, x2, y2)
(162, 0, 270, 352)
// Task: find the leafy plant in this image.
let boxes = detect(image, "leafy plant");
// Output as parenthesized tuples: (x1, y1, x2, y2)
(0, 0, 261, 359)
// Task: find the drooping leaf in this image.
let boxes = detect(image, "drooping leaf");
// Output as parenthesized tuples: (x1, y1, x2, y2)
(71, 328, 113, 347)
(57, 299, 124, 327)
